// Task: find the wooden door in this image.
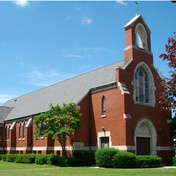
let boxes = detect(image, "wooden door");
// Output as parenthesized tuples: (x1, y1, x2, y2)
(137, 137, 150, 155)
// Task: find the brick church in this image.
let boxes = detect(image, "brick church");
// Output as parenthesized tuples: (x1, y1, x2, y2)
(0, 14, 174, 161)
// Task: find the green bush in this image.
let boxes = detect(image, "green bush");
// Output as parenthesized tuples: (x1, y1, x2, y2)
(73, 150, 95, 166)
(59, 157, 81, 167)
(1, 154, 6, 161)
(46, 154, 60, 165)
(136, 155, 162, 168)
(112, 152, 137, 168)
(35, 155, 47, 165)
(6, 154, 18, 162)
(95, 148, 119, 168)
(167, 157, 176, 166)
(15, 154, 36, 164)
(59, 157, 67, 167)
(27, 154, 36, 163)
(66, 157, 81, 167)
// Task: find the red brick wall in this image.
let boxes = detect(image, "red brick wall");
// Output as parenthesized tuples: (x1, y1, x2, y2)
(119, 57, 173, 148)
(91, 87, 127, 146)
(0, 125, 5, 154)
(74, 94, 90, 146)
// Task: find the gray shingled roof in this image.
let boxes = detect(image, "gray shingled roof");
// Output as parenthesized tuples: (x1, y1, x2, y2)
(3, 61, 124, 121)
(0, 106, 13, 124)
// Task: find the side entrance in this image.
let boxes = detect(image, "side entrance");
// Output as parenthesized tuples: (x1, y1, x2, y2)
(135, 118, 157, 156)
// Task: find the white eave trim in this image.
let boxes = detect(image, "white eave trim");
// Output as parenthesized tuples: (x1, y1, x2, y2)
(25, 118, 32, 128)
(121, 57, 133, 69)
(10, 121, 16, 130)
(118, 82, 130, 94)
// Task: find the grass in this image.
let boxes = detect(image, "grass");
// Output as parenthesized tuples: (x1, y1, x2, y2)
(0, 162, 176, 176)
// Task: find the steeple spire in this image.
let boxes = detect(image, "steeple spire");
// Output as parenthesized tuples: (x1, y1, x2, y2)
(135, 1, 139, 16)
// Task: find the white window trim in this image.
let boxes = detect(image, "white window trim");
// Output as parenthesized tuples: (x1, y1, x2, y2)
(133, 62, 156, 107)
(97, 131, 112, 149)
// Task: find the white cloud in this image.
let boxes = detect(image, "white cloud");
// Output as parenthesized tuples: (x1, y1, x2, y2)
(19, 62, 25, 66)
(115, 0, 128, 6)
(63, 47, 105, 55)
(13, 0, 29, 7)
(73, 6, 81, 11)
(26, 68, 58, 79)
(25, 68, 76, 87)
(81, 17, 93, 25)
(62, 47, 108, 61)
(0, 94, 18, 105)
(64, 54, 88, 59)
(65, 16, 72, 21)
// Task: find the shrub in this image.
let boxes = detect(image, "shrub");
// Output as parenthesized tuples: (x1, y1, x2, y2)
(59, 157, 67, 167)
(6, 154, 18, 162)
(59, 157, 81, 167)
(27, 154, 36, 164)
(15, 154, 26, 163)
(46, 154, 60, 165)
(167, 157, 176, 166)
(95, 148, 119, 168)
(15, 154, 36, 164)
(1, 154, 6, 161)
(136, 155, 162, 168)
(73, 150, 95, 166)
(66, 157, 81, 167)
(35, 155, 47, 165)
(112, 152, 137, 168)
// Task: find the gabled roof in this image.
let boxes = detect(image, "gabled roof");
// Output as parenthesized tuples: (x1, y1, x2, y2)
(0, 106, 13, 124)
(124, 14, 151, 33)
(3, 60, 124, 121)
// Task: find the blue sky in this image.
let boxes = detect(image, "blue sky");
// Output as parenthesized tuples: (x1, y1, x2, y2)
(0, 0, 176, 105)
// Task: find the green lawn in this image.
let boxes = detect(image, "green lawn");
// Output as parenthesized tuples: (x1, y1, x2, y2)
(0, 162, 176, 176)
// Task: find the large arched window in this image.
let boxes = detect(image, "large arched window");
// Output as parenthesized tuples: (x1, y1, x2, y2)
(102, 96, 106, 117)
(134, 63, 156, 106)
(135, 23, 148, 50)
(135, 67, 149, 103)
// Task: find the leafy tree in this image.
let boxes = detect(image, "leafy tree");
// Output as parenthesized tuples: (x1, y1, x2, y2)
(159, 32, 176, 114)
(171, 115, 176, 150)
(34, 103, 82, 158)
(159, 32, 176, 148)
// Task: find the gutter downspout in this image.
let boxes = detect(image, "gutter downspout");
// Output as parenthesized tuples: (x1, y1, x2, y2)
(89, 91, 93, 151)
(2, 122, 6, 154)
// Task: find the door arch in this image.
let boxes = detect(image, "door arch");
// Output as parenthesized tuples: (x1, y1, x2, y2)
(134, 117, 157, 155)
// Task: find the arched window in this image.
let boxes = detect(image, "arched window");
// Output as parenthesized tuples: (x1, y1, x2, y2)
(19, 122, 25, 139)
(135, 23, 148, 50)
(102, 96, 106, 117)
(19, 122, 22, 139)
(135, 67, 149, 103)
(5, 125, 10, 140)
(134, 63, 156, 106)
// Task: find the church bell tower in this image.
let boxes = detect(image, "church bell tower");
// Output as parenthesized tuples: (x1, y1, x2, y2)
(124, 15, 153, 64)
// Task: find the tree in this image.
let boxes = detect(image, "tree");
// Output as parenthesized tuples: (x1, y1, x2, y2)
(159, 32, 176, 149)
(34, 103, 82, 158)
(171, 115, 176, 150)
(159, 32, 176, 114)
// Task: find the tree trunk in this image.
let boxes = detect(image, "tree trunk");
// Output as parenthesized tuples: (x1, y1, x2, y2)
(60, 139, 67, 158)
